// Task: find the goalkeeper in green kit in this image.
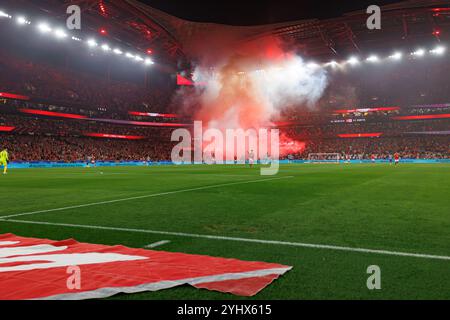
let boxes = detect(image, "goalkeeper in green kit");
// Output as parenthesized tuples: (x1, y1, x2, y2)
(0, 148, 9, 175)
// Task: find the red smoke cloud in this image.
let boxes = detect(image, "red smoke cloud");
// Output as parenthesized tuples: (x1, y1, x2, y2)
(174, 35, 328, 157)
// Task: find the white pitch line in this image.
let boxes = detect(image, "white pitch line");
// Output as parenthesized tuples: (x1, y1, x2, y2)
(0, 176, 293, 219)
(144, 240, 171, 248)
(2, 219, 450, 261)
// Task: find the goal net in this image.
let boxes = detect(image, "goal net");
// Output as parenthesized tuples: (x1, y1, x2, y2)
(307, 153, 340, 164)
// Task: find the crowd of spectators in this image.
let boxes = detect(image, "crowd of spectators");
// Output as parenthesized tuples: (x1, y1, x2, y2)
(319, 57, 450, 110)
(1, 132, 448, 162)
(0, 134, 174, 162)
(0, 50, 172, 117)
(287, 136, 450, 160)
(0, 114, 176, 138)
(281, 119, 450, 139)
(0, 110, 448, 162)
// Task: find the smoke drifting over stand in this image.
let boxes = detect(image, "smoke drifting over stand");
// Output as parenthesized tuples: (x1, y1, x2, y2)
(174, 36, 330, 156)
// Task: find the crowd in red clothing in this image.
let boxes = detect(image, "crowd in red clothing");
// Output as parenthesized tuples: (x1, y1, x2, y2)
(289, 136, 450, 160)
(282, 119, 450, 139)
(1, 133, 448, 162)
(0, 135, 174, 162)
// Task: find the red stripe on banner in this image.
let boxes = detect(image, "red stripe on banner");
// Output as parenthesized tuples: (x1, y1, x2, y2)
(334, 107, 400, 114)
(19, 109, 87, 119)
(0, 234, 291, 299)
(176, 74, 206, 86)
(177, 74, 195, 86)
(337, 133, 383, 138)
(127, 121, 187, 127)
(89, 118, 190, 127)
(128, 111, 179, 118)
(392, 114, 450, 120)
(84, 133, 146, 140)
(0, 92, 30, 101)
(272, 121, 302, 127)
(0, 126, 15, 132)
(194, 274, 281, 296)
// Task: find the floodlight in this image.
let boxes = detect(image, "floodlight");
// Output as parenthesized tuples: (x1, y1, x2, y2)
(412, 49, 425, 56)
(87, 39, 98, 47)
(307, 62, 319, 69)
(389, 52, 402, 60)
(325, 60, 339, 68)
(347, 56, 359, 65)
(430, 46, 446, 55)
(16, 16, 28, 25)
(54, 28, 67, 38)
(366, 55, 379, 62)
(37, 22, 52, 33)
(0, 10, 11, 18)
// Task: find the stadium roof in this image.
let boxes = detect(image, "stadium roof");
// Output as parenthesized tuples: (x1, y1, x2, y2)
(5, 0, 450, 65)
(138, 0, 450, 61)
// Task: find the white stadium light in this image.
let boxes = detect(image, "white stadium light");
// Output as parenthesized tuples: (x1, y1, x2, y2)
(389, 52, 402, 60)
(325, 60, 339, 68)
(366, 55, 379, 62)
(0, 10, 11, 18)
(16, 16, 29, 25)
(306, 62, 319, 69)
(4, 9, 448, 73)
(430, 46, 446, 55)
(347, 56, 359, 65)
(37, 22, 52, 33)
(412, 49, 425, 56)
(87, 39, 98, 47)
(54, 28, 67, 39)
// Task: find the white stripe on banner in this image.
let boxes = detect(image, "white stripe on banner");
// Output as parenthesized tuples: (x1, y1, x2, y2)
(144, 240, 171, 248)
(37, 267, 291, 300)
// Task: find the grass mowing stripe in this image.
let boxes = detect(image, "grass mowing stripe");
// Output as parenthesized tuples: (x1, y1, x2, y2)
(0, 176, 293, 219)
(3, 218, 450, 261)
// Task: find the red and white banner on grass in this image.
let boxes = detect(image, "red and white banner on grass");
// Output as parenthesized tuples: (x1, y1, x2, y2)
(0, 234, 291, 300)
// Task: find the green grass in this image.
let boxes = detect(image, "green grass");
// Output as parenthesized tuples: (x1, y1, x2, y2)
(1, 163, 450, 299)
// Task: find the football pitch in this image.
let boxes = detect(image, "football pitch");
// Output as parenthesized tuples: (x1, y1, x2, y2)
(1, 163, 449, 299)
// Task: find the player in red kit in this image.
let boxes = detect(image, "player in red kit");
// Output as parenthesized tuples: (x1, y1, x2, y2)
(394, 152, 400, 165)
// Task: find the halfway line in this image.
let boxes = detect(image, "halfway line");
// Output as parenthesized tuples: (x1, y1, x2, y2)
(0, 176, 293, 219)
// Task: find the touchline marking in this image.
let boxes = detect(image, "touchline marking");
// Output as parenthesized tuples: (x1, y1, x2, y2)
(0, 176, 293, 219)
(144, 240, 171, 248)
(2, 219, 450, 261)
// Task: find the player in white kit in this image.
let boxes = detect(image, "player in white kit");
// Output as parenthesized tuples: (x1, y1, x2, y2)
(249, 150, 255, 168)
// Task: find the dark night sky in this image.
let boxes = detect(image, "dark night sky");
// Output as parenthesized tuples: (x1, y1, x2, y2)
(139, 0, 406, 26)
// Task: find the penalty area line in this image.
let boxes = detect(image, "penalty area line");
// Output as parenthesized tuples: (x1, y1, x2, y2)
(0, 176, 293, 219)
(2, 219, 450, 261)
